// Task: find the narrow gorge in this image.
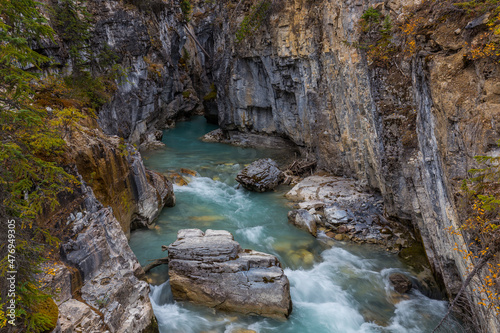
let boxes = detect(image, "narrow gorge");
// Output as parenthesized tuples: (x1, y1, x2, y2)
(0, 0, 499, 332)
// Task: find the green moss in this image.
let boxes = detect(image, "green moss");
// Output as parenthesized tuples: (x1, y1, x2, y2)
(141, 316, 160, 333)
(32, 297, 59, 333)
(203, 83, 217, 101)
(262, 276, 275, 283)
(236, 0, 272, 43)
(63, 72, 114, 110)
(180, 0, 192, 22)
(182, 90, 191, 98)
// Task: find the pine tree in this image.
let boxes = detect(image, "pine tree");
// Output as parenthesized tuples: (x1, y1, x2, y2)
(0, 1, 78, 331)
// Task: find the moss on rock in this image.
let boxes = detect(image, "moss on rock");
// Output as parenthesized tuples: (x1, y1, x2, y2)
(33, 297, 59, 333)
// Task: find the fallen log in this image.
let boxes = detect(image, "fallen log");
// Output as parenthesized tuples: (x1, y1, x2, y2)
(143, 257, 169, 273)
(285, 159, 316, 176)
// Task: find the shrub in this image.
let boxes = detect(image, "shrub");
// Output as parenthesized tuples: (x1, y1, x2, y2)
(180, 0, 192, 22)
(358, 7, 396, 66)
(236, 0, 272, 43)
(360, 7, 382, 32)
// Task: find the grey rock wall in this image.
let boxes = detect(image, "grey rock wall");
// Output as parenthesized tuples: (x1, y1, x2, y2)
(41, 181, 157, 333)
(206, 0, 500, 331)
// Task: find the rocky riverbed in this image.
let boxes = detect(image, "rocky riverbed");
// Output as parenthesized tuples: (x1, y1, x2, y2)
(286, 175, 416, 252)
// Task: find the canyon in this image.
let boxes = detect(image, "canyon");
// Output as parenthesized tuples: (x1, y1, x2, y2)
(6, 0, 499, 332)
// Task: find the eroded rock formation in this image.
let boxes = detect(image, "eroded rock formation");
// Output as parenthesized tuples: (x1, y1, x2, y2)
(68, 126, 175, 237)
(42, 182, 156, 333)
(31, 0, 500, 331)
(168, 229, 293, 319)
(286, 175, 412, 249)
(204, 1, 500, 331)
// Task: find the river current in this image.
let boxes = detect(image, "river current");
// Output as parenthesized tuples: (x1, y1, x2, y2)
(129, 117, 457, 333)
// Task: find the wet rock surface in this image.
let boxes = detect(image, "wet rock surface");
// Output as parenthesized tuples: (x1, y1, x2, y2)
(236, 159, 283, 192)
(168, 229, 292, 319)
(286, 175, 413, 251)
(389, 273, 413, 294)
(287, 209, 318, 237)
(202, 129, 299, 150)
(139, 130, 166, 151)
(210, 1, 500, 330)
(201, 128, 227, 143)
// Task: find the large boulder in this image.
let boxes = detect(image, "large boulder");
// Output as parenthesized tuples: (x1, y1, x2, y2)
(168, 229, 293, 319)
(235, 159, 283, 192)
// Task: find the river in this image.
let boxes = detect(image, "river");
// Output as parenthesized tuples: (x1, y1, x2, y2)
(129, 116, 459, 333)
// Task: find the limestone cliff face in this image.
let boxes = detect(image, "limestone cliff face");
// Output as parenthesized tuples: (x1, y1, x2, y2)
(204, 0, 500, 331)
(67, 126, 175, 238)
(42, 181, 156, 333)
(39, 0, 213, 144)
(37, 126, 174, 332)
(90, 0, 216, 143)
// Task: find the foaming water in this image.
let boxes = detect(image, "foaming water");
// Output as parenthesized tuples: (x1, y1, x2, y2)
(130, 117, 458, 333)
(148, 248, 453, 333)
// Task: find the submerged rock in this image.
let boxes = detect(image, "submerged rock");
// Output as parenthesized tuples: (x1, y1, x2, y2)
(168, 229, 292, 319)
(389, 273, 413, 294)
(236, 159, 283, 192)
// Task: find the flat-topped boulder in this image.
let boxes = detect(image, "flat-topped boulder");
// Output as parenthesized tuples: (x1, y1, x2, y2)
(168, 229, 292, 319)
(236, 158, 283, 192)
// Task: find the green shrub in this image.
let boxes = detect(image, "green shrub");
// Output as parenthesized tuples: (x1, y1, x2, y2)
(359, 7, 382, 33)
(180, 0, 192, 22)
(361, 7, 382, 22)
(236, 0, 272, 43)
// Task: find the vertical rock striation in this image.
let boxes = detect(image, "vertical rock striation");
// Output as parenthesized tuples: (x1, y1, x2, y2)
(35, 0, 499, 330)
(68, 127, 175, 237)
(42, 181, 157, 333)
(206, 0, 500, 331)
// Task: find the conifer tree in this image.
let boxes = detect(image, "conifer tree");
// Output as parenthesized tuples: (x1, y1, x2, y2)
(0, 1, 77, 331)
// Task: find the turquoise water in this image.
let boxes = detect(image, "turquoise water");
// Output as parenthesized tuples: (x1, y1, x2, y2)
(129, 117, 458, 333)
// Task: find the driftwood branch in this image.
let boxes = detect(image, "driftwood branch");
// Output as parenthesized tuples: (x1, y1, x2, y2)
(143, 257, 169, 274)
